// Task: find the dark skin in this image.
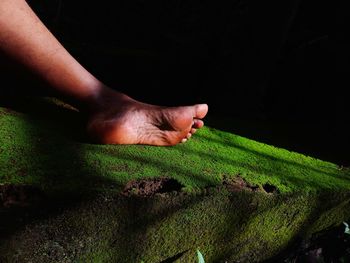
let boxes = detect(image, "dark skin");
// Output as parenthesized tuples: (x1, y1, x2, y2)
(0, 0, 208, 146)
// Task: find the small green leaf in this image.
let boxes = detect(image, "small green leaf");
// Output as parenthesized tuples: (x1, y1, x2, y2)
(197, 250, 205, 263)
(343, 222, 350, 235)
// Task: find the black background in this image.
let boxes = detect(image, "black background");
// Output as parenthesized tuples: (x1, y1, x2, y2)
(2, 0, 349, 165)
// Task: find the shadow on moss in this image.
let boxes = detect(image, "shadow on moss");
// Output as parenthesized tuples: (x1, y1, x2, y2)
(1, 96, 350, 262)
(0, 96, 121, 242)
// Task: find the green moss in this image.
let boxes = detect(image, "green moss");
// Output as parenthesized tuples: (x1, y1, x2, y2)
(1, 104, 349, 196)
(1, 99, 350, 262)
(2, 190, 349, 262)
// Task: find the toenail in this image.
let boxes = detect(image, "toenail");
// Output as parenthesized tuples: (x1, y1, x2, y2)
(181, 138, 187, 143)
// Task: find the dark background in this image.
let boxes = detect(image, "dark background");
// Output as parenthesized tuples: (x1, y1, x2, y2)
(3, 0, 349, 165)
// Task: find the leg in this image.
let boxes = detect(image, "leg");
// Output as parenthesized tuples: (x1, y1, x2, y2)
(0, 0, 208, 146)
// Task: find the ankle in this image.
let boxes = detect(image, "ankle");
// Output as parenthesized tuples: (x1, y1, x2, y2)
(85, 85, 134, 114)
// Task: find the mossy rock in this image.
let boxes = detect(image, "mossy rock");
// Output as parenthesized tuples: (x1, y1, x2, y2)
(1, 98, 350, 262)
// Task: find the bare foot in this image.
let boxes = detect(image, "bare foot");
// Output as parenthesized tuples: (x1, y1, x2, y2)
(86, 90, 208, 146)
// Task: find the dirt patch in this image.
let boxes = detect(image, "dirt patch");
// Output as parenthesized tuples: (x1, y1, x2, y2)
(0, 184, 45, 208)
(223, 175, 261, 192)
(122, 177, 184, 197)
(121, 175, 278, 197)
(222, 175, 279, 194)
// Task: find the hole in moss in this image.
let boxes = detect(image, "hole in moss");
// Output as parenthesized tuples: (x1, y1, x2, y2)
(262, 183, 278, 193)
(122, 177, 184, 197)
(158, 179, 183, 193)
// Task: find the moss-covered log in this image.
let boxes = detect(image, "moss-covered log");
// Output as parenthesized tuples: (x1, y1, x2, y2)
(1, 98, 350, 262)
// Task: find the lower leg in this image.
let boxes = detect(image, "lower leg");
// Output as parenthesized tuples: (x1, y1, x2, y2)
(0, 0, 208, 146)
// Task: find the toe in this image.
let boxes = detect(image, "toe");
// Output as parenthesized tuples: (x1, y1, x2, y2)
(181, 138, 187, 143)
(194, 104, 208, 119)
(190, 128, 197, 134)
(186, 133, 192, 139)
(193, 119, 204, 129)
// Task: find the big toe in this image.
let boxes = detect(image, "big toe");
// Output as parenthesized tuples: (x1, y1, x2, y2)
(194, 104, 208, 119)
